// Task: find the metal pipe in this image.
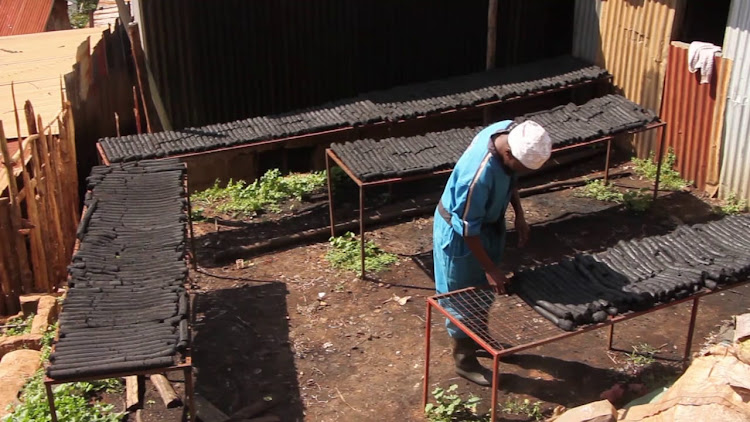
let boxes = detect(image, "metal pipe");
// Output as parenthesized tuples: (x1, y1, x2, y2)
(684, 296, 700, 365)
(491, 355, 500, 422)
(46, 382, 58, 422)
(184, 366, 196, 422)
(326, 151, 336, 238)
(653, 123, 667, 201)
(359, 185, 365, 279)
(486, 0, 498, 69)
(604, 138, 612, 184)
(607, 323, 615, 350)
(423, 301, 433, 409)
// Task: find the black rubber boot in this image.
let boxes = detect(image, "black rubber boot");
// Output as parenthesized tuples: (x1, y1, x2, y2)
(453, 337, 493, 386)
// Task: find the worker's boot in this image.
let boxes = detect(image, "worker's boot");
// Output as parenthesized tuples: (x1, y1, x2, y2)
(453, 337, 493, 386)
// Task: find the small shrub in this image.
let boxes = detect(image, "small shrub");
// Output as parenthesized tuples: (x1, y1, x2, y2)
(326, 232, 398, 273)
(719, 192, 748, 215)
(632, 149, 691, 191)
(425, 384, 488, 422)
(1, 313, 34, 337)
(577, 180, 624, 202)
(626, 343, 659, 368)
(500, 398, 544, 421)
(622, 189, 652, 213)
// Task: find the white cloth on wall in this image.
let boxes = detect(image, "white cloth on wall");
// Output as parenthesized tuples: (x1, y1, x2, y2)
(688, 41, 722, 84)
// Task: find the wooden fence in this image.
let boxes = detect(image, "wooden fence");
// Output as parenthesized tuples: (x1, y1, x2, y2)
(0, 101, 79, 316)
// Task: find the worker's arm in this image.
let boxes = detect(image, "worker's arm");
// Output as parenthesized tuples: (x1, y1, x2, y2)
(464, 235, 509, 294)
(510, 186, 530, 248)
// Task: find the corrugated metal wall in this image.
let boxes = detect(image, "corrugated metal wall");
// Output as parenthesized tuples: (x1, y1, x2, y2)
(138, 0, 575, 130)
(660, 42, 731, 192)
(572, 0, 602, 63)
(598, 0, 685, 157)
(719, 0, 750, 200)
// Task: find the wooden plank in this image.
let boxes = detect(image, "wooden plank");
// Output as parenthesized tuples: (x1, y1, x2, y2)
(150, 374, 181, 408)
(44, 125, 71, 264)
(28, 136, 57, 288)
(0, 198, 21, 315)
(125, 376, 140, 411)
(0, 122, 34, 293)
(56, 116, 78, 243)
(36, 119, 66, 283)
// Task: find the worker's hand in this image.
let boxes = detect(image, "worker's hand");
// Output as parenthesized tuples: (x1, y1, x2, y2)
(515, 214, 530, 248)
(486, 267, 509, 295)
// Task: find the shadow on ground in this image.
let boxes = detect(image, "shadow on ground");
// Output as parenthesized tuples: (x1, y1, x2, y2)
(192, 282, 303, 421)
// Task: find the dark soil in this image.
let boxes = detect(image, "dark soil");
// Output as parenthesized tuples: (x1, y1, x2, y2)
(125, 154, 748, 421)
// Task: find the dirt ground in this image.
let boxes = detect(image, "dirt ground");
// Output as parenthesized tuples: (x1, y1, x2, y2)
(166, 160, 750, 422)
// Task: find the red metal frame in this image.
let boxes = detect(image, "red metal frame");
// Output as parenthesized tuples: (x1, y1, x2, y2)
(43, 163, 196, 422)
(95, 76, 613, 165)
(326, 121, 667, 277)
(423, 281, 746, 422)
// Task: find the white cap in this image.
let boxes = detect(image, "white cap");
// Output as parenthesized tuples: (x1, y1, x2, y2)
(507, 120, 551, 170)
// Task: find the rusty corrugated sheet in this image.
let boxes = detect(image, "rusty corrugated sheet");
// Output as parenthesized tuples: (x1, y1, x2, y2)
(572, 0, 602, 63)
(719, 0, 750, 201)
(599, 0, 685, 157)
(138, 0, 574, 130)
(0, 0, 55, 36)
(660, 42, 731, 192)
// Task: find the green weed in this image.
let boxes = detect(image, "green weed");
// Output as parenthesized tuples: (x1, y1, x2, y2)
(425, 384, 488, 422)
(718, 192, 748, 215)
(632, 149, 691, 191)
(626, 343, 659, 368)
(192, 169, 327, 216)
(1, 313, 34, 337)
(577, 179, 624, 202)
(622, 189, 652, 213)
(500, 398, 544, 421)
(326, 232, 398, 273)
(4, 323, 125, 422)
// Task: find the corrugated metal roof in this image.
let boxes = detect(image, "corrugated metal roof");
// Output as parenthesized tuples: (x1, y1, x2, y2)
(719, 0, 750, 201)
(93, 0, 123, 28)
(660, 42, 731, 192)
(572, 0, 602, 63)
(0, 27, 105, 139)
(0, 0, 55, 36)
(598, 0, 683, 157)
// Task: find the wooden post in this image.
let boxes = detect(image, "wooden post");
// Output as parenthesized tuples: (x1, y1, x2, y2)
(27, 135, 57, 288)
(125, 376, 140, 410)
(24, 101, 38, 136)
(57, 116, 79, 242)
(0, 198, 22, 315)
(484, 0, 498, 125)
(37, 117, 66, 283)
(150, 374, 181, 408)
(133, 86, 142, 134)
(0, 122, 34, 293)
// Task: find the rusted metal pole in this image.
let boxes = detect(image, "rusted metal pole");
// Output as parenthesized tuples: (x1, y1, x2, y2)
(486, 0, 498, 69)
(604, 138, 612, 184)
(683, 297, 700, 365)
(326, 151, 336, 238)
(607, 323, 615, 350)
(653, 124, 667, 201)
(46, 382, 58, 422)
(491, 355, 500, 422)
(422, 302, 433, 409)
(184, 366, 196, 422)
(359, 185, 365, 279)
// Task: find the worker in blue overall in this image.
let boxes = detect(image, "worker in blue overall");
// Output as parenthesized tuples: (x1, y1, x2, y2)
(433, 120, 551, 386)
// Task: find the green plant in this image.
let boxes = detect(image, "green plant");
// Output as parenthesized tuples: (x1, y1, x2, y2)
(69, 0, 98, 29)
(626, 343, 659, 367)
(500, 398, 544, 421)
(1, 313, 34, 337)
(719, 192, 748, 215)
(577, 179, 624, 202)
(326, 232, 398, 273)
(632, 149, 691, 191)
(4, 323, 125, 422)
(622, 189, 652, 213)
(424, 384, 488, 422)
(191, 169, 327, 216)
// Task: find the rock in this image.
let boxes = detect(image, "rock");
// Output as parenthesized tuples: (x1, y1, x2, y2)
(0, 334, 43, 360)
(553, 399, 617, 422)
(30, 296, 59, 335)
(0, 349, 42, 419)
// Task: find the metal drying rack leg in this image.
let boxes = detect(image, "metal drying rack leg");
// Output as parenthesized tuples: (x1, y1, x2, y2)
(653, 124, 667, 201)
(423, 301, 433, 410)
(326, 151, 336, 238)
(359, 185, 366, 279)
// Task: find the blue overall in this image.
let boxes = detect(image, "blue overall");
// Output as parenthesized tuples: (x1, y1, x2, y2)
(433, 121, 515, 338)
